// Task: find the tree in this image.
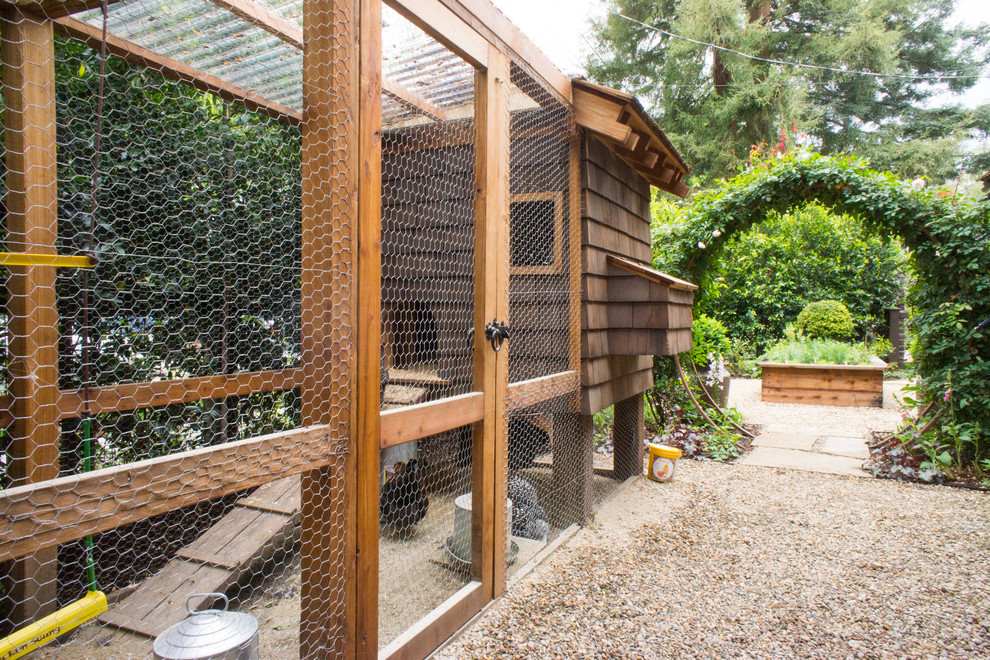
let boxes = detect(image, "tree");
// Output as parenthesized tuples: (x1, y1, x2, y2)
(587, 0, 990, 181)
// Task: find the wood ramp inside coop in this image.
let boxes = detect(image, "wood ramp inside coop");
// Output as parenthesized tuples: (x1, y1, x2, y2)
(98, 475, 301, 638)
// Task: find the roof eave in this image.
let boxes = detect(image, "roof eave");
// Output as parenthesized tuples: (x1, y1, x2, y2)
(570, 77, 691, 198)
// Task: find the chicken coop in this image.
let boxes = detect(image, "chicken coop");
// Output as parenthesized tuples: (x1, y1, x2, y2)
(0, 0, 693, 658)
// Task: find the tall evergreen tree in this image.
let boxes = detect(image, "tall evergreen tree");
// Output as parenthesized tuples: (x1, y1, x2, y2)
(587, 0, 990, 181)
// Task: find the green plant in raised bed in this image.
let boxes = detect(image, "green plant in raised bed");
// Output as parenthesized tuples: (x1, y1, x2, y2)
(759, 339, 873, 366)
(759, 326, 875, 366)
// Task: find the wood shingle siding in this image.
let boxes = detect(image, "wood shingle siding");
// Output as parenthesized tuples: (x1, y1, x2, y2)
(579, 134, 696, 414)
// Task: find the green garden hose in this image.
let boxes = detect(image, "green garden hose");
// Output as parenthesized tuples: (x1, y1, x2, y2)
(81, 417, 97, 593)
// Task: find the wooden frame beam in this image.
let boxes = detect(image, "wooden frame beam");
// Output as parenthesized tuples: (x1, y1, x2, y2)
(0, 425, 335, 562)
(2, 6, 60, 624)
(567, 133, 583, 413)
(53, 17, 301, 125)
(299, 0, 359, 654)
(3, 0, 108, 19)
(59, 368, 303, 418)
(379, 582, 486, 660)
(472, 43, 510, 600)
(386, 0, 488, 69)
(0, 368, 304, 427)
(383, 77, 448, 121)
(435, 0, 569, 104)
(606, 254, 698, 291)
(507, 371, 578, 411)
(572, 88, 630, 145)
(354, 0, 383, 653)
(380, 392, 484, 449)
(208, 0, 303, 49)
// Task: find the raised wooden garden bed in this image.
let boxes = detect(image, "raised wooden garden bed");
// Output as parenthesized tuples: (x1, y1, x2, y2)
(757, 359, 887, 407)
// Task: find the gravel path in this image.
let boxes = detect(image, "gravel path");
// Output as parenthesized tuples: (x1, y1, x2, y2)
(729, 377, 909, 437)
(435, 461, 989, 659)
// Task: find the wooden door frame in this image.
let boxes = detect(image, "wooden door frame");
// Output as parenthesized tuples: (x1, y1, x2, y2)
(375, 40, 512, 660)
(305, 0, 574, 657)
(470, 43, 510, 604)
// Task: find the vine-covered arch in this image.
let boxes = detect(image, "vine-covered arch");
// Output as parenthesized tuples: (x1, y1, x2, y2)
(662, 153, 990, 463)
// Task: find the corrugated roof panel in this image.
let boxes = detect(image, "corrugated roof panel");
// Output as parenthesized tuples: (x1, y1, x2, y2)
(77, 0, 302, 110)
(70, 0, 482, 126)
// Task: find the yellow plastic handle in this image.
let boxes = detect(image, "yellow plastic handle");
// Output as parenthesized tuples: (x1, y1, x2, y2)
(0, 252, 94, 268)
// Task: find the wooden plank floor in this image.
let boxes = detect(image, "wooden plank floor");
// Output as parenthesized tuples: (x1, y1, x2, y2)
(98, 474, 301, 638)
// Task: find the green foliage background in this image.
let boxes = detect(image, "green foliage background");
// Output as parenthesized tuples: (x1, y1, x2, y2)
(2, 38, 303, 481)
(655, 152, 990, 465)
(665, 201, 906, 348)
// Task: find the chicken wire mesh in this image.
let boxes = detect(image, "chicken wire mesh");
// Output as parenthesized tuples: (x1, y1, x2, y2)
(504, 74, 591, 579)
(503, 73, 637, 581)
(0, 1, 350, 657)
(1, 0, 653, 656)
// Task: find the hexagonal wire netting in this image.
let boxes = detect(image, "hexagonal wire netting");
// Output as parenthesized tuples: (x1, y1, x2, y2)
(0, 1, 632, 657)
(1, 1, 342, 657)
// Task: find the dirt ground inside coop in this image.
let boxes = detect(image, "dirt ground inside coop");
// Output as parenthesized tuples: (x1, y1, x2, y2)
(36, 461, 625, 659)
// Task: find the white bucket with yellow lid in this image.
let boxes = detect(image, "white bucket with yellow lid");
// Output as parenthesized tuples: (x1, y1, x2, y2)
(647, 444, 682, 482)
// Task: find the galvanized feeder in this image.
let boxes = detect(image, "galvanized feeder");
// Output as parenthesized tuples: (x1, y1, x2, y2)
(153, 594, 258, 660)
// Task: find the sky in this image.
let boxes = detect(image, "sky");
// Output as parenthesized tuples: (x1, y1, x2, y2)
(490, 0, 990, 108)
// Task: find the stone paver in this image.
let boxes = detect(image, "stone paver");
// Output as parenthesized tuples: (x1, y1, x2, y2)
(729, 378, 904, 477)
(820, 435, 871, 460)
(751, 431, 818, 451)
(761, 423, 828, 437)
(741, 446, 870, 478)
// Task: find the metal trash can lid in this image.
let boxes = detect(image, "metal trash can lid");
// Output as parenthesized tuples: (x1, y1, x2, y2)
(153, 593, 258, 660)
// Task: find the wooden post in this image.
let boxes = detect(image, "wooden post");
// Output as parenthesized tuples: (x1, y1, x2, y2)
(567, 131, 583, 414)
(300, 0, 381, 654)
(354, 0, 382, 655)
(612, 394, 645, 480)
(298, 0, 375, 655)
(887, 306, 906, 369)
(549, 412, 593, 527)
(2, 7, 60, 625)
(471, 44, 510, 601)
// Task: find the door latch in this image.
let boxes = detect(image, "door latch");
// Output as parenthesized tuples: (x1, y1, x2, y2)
(484, 318, 510, 352)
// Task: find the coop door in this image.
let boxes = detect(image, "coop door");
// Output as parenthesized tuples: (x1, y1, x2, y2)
(375, 5, 504, 656)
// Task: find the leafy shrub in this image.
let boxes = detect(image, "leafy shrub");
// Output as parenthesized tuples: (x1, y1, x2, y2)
(794, 300, 855, 340)
(659, 200, 906, 349)
(689, 314, 731, 368)
(703, 428, 742, 462)
(661, 423, 705, 458)
(660, 422, 741, 462)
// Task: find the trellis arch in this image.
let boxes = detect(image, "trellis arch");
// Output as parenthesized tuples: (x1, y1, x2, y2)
(662, 153, 990, 463)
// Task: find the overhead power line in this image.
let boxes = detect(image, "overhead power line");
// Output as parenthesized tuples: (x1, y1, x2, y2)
(611, 11, 986, 82)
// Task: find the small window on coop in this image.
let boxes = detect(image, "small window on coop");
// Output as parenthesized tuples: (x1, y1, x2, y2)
(510, 191, 564, 275)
